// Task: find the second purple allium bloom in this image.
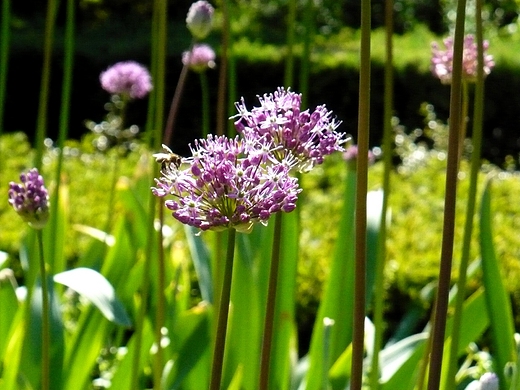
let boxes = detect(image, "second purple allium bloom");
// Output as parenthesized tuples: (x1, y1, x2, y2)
(153, 134, 300, 233)
(431, 34, 495, 84)
(8, 168, 50, 229)
(182, 44, 216, 72)
(233, 87, 348, 173)
(100, 61, 153, 99)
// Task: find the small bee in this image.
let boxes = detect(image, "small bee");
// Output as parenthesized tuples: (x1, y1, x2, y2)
(153, 144, 183, 170)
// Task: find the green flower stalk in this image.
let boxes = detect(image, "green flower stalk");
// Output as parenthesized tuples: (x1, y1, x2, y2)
(8, 168, 50, 390)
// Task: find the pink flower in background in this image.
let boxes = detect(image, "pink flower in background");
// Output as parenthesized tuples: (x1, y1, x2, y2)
(100, 61, 152, 99)
(431, 34, 495, 84)
(182, 44, 216, 72)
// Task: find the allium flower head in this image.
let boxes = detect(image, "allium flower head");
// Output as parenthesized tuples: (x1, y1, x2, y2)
(464, 373, 499, 390)
(182, 44, 216, 72)
(152, 135, 301, 233)
(431, 34, 495, 84)
(233, 87, 348, 173)
(8, 168, 50, 229)
(186, 1, 214, 40)
(100, 61, 153, 99)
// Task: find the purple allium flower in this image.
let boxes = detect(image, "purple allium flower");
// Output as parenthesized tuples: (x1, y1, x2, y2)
(186, 1, 214, 40)
(233, 87, 348, 173)
(152, 135, 301, 233)
(431, 34, 495, 84)
(8, 168, 50, 229)
(182, 44, 216, 72)
(343, 144, 376, 169)
(479, 373, 499, 390)
(464, 373, 499, 390)
(100, 61, 153, 99)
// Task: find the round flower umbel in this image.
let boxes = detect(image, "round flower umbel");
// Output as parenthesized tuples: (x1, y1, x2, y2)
(100, 61, 153, 99)
(182, 44, 216, 72)
(8, 168, 50, 229)
(233, 87, 348, 173)
(431, 34, 495, 84)
(152, 135, 301, 233)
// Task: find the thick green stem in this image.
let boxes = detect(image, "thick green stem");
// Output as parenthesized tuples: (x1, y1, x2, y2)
(284, 0, 296, 88)
(216, 0, 229, 137)
(154, 203, 166, 390)
(130, 179, 158, 389)
(369, 0, 393, 387)
(350, 0, 371, 387)
(427, 0, 466, 388)
(259, 212, 283, 390)
(49, 0, 74, 275)
(209, 228, 236, 390)
(200, 71, 210, 138)
(37, 230, 50, 390)
(445, 1, 485, 387)
(299, 0, 314, 107)
(0, 0, 10, 140)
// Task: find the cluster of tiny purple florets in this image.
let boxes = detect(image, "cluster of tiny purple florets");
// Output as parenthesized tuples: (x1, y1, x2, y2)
(153, 88, 346, 233)
(431, 34, 495, 84)
(100, 61, 153, 99)
(234, 87, 347, 172)
(153, 135, 300, 233)
(182, 44, 216, 72)
(8, 168, 50, 229)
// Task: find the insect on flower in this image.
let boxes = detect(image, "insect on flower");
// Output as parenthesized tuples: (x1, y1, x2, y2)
(153, 144, 183, 170)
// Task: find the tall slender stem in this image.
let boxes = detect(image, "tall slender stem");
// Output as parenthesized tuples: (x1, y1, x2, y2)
(370, 0, 393, 387)
(427, 0, 466, 388)
(0, 0, 10, 140)
(350, 0, 371, 387)
(284, 0, 296, 88)
(445, 1, 485, 387)
(209, 228, 236, 390)
(154, 203, 166, 390)
(216, 0, 229, 137)
(34, 0, 57, 169)
(259, 212, 283, 390)
(37, 229, 50, 390)
(200, 71, 210, 138)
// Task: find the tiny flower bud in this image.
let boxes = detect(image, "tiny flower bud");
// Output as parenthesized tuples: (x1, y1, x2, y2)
(186, 1, 214, 40)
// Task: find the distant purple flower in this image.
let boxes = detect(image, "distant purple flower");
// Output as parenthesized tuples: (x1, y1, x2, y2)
(182, 44, 216, 72)
(343, 144, 375, 169)
(464, 372, 498, 390)
(233, 87, 348, 173)
(8, 168, 50, 229)
(431, 34, 495, 84)
(186, 1, 214, 40)
(152, 135, 300, 233)
(100, 61, 152, 99)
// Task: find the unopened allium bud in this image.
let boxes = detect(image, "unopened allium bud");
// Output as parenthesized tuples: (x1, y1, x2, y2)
(431, 34, 495, 84)
(186, 1, 214, 40)
(8, 168, 50, 229)
(182, 44, 216, 72)
(100, 61, 153, 99)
